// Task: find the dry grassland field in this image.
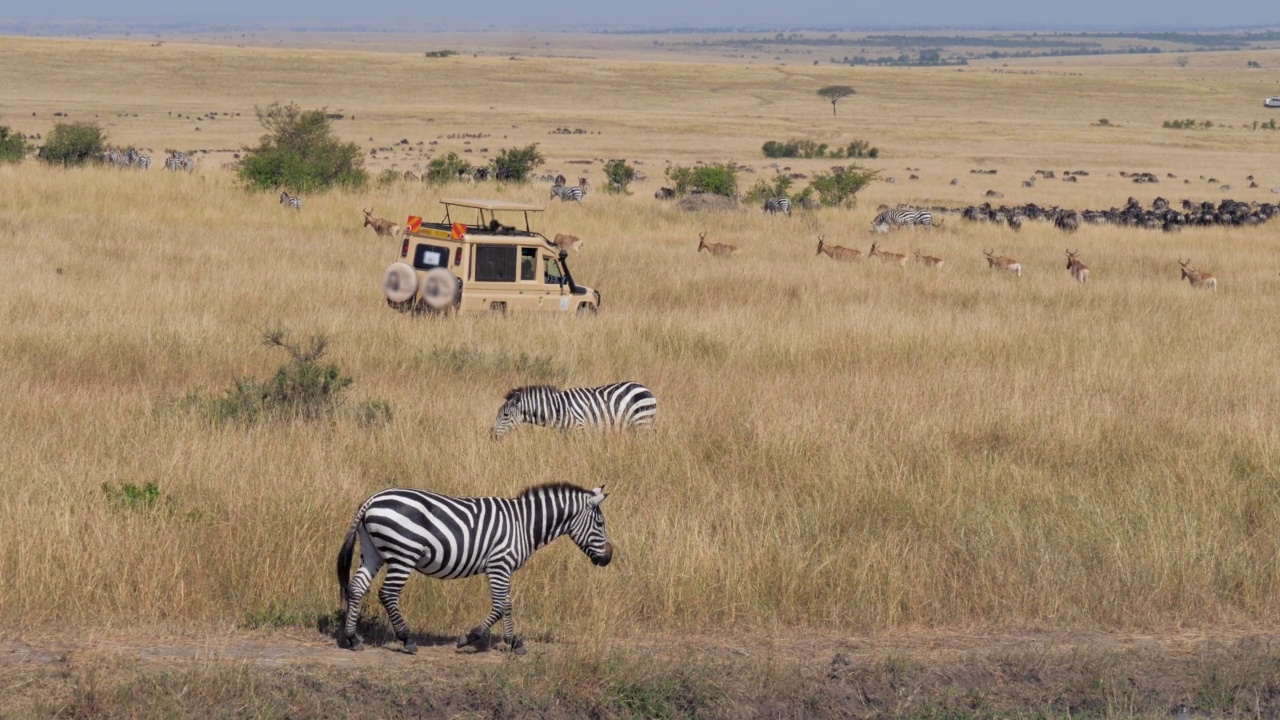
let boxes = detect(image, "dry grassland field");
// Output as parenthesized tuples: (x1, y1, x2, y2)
(3, 31, 1280, 717)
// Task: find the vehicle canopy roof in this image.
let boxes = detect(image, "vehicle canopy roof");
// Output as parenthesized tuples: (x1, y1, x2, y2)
(439, 198, 545, 212)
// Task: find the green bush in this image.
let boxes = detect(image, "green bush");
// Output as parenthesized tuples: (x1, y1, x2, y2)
(38, 121, 106, 167)
(101, 481, 166, 511)
(237, 102, 367, 192)
(602, 159, 637, 193)
(0, 126, 29, 163)
(426, 151, 472, 184)
(844, 139, 879, 158)
(808, 164, 879, 207)
(665, 163, 737, 197)
(490, 143, 544, 183)
(762, 138, 877, 160)
(200, 330, 355, 423)
(744, 174, 794, 203)
(376, 169, 400, 187)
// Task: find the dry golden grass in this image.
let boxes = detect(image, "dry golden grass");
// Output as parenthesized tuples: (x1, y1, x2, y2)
(1, 35, 1280, 648)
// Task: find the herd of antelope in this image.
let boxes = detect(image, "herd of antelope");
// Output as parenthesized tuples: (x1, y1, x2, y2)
(703, 233, 1223, 290)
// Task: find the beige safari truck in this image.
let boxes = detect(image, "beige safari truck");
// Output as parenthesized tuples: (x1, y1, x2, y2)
(380, 198, 601, 315)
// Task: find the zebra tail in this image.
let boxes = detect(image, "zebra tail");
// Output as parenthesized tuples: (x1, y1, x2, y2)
(336, 516, 359, 606)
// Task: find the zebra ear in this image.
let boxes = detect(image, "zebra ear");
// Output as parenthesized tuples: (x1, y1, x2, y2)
(590, 486, 607, 505)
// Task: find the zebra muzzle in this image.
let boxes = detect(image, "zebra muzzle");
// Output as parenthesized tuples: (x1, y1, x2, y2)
(592, 542, 614, 567)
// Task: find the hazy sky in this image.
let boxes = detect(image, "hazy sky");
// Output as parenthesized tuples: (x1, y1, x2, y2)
(2, 0, 1277, 31)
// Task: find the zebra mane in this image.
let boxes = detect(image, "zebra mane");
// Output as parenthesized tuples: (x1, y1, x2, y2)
(515, 482, 592, 500)
(504, 385, 560, 401)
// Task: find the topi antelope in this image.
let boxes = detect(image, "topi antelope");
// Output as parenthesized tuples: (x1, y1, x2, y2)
(697, 231, 739, 258)
(816, 237, 862, 261)
(914, 251, 944, 268)
(984, 249, 1021, 276)
(1178, 259, 1217, 290)
(1065, 249, 1090, 285)
(362, 208, 401, 237)
(552, 233, 582, 252)
(869, 241, 908, 266)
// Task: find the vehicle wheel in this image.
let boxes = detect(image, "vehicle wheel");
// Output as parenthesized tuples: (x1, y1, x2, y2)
(577, 303, 598, 316)
(381, 262, 418, 303)
(420, 268, 459, 310)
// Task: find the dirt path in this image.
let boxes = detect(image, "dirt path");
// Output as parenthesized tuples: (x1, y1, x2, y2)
(4, 626, 1278, 718)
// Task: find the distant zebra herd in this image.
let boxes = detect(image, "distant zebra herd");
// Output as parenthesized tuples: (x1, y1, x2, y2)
(550, 177, 589, 202)
(163, 151, 196, 173)
(104, 147, 150, 170)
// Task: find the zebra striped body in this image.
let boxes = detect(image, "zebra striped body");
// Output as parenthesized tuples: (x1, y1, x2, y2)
(550, 184, 584, 202)
(871, 208, 933, 233)
(164, 151, 196, 173)
(763, 197, 792, 216)
(280, 191, 302, 211)
(136, 154, 151, 170)
(492, 381, 657, 439)
(337, 483, 612, 653)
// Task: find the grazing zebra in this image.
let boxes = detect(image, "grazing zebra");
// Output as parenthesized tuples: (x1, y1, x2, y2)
(871, 208, 934, 233)
(279, 191, 302, 210)
(763, 197, 792, 216)
(136, 154, 151, 170)
(164, 151, 196, 173)
(336, 483, 613, 654)
(550, 184, 584, 202)
(491, 381, 657, 439)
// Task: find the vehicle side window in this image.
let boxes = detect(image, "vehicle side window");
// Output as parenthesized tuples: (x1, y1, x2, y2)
(413, 244, 450, 271)
(520, 248, 538, 281)
(544, 257, 563, 284)
(475, 245, 517, 282)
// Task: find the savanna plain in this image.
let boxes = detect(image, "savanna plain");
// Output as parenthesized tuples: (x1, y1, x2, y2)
(3, 32, 1280, 718)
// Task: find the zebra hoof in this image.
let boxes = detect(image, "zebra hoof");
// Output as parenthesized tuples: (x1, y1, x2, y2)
(345, 637, 364, 652)
(456, 634, 469, 649)
(403, 640, 418, 654)
(510, 638, 527, 656)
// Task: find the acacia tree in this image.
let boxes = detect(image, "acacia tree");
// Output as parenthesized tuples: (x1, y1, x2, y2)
(817, 85, 856, 116)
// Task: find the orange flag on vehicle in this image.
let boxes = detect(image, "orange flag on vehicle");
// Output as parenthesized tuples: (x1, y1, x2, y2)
(451, 223, 467, 239)
(406, 216, 422, 232)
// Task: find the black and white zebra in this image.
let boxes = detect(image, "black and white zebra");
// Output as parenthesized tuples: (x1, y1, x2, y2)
(336, 482, 613, 654)
(871, 208, 933, 233)
(164, 151, 195, 172)
(763, 197, 792, 216)
(279, 191, 302, 210)
(491, 381, 657, 439)
(550, 184, 584, 202)
(136, 154, 151, 170)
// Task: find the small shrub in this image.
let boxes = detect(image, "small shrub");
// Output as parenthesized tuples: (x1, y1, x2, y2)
(602, 159, 637, 193)
(424, 50, 457, 58)
(0, 126, 29, 163)
(426, 151, 472, 184)
(808, 164, 879, 207)
(744, 174, 793, 203)
(356, 399, 394, 428)
(665, 163, 737, 197)
(376, 169, 399, 187)
(38, 121, 106, 167)
(101, 481, 165, 511)
(237, 102, 367, 192)
(489, 143, 544, 183)
(197, 330, 354, 424)
(1247, 60, 1262, 68)
(844, 139, 879, 158)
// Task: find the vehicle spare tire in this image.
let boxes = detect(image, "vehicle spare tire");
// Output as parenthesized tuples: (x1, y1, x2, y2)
(420, 267, 459, 310)
(381, 262, 418, 303)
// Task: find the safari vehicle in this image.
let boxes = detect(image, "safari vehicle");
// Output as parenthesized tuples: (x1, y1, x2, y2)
(380, 198, 601, 315)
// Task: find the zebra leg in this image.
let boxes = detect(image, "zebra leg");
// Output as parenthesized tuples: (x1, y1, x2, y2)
(342, 540, 383, 651)
(457, 570, 510, 651)
(377, 562, 417, 654)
